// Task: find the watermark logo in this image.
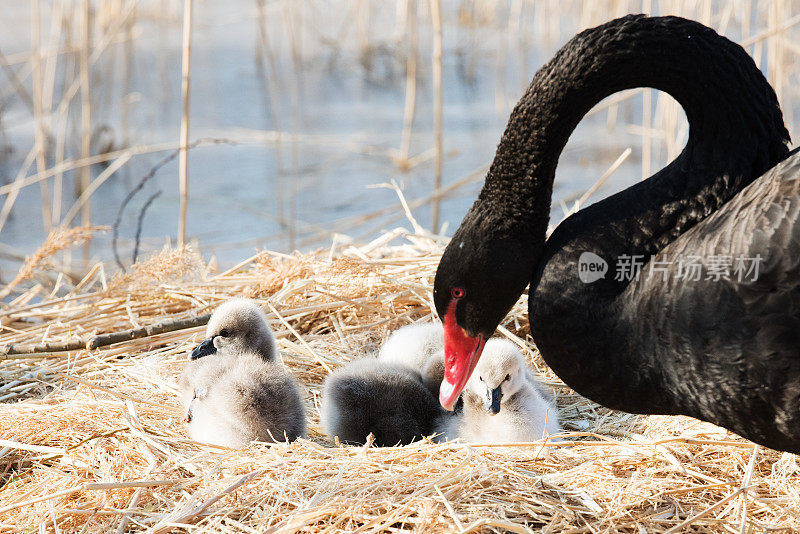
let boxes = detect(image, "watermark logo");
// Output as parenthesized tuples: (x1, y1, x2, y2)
(578, 252, 764, 284)
(578, 252, 608, 283)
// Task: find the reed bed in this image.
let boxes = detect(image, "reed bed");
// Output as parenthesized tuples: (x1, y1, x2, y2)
(1, 229, 799, 533)
(3, 1, 800, 276)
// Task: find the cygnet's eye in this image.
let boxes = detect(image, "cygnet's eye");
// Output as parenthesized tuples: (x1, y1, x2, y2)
(504, 374, 510, 382)
(479, 376, 483, 382)
(219, 329, 231, 338)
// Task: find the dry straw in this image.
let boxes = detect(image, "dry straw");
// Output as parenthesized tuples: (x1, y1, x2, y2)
(1, 228, 800, 533)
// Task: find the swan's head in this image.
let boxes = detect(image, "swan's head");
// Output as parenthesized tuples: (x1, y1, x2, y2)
(433, 209, 539, 410)
(191, 299, 277, 361)
(464, 339, 526, 414)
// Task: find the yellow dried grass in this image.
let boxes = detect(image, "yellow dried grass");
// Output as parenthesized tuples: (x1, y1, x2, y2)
(1, 229, 799, 533)
(0, 225, 107, 299)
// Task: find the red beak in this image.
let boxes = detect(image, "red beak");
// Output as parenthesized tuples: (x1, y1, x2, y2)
(440, 302, 486, 410)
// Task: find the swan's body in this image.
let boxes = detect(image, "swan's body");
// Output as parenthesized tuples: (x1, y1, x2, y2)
(179, 299, 305, 447)
(378, 323, 446, 395)
(320, 358, 449, 446)
(443, 339, 561, 443)
(433, 15, 800, 453)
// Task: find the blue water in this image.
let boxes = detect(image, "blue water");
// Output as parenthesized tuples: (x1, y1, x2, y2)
(1, 2, 794, 282)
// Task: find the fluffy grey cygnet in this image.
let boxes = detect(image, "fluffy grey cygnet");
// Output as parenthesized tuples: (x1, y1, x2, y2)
(320, 358, 449, 446)
(179, 299, 305, 447)
(191, 298, 278, 362)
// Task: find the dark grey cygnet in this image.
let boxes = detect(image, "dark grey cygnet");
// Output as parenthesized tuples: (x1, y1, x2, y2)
(320, 358, 449, 447)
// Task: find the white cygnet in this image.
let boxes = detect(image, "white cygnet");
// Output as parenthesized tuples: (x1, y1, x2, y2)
(378, 323, 446, 396)
(440, 339, 561, 443)
(179, 299, 305, 447)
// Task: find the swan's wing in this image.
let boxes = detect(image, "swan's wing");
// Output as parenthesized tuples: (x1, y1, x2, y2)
(646, 152, 800, 309)
(625, 152, 800, 446)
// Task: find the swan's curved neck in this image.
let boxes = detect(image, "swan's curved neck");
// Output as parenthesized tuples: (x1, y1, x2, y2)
(508, 16, 791, 411)
(482, 15, 789, 246)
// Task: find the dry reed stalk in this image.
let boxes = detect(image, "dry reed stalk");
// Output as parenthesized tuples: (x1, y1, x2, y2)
(559, 147, 631, 220)
(0, 45, 34, 112)
(431, 0, 444, 233)
(0, 147, 37, 235)
(255, 0, 286, 230)
(61, 151, 133, 226)
(44, 0, 65, 224)
(31, 0, 53, 233)
(178, 0, 193, 247)
(0, 141, 178, 200)
(79, 0, 92, 262)
(642, 87, 652, 180)
(65, 0, 136, 111)
(281, 0, 302, 251)
(397, 0, 418, 170)
(118, 0, 135, 154)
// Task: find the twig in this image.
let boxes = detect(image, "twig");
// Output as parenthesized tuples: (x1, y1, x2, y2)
(86, 312, 210, 350)
(1, 341, 85, 357)
(132, 190, 162, 264)
(111, 138, 235, 270)
(0, 312, 210, 355)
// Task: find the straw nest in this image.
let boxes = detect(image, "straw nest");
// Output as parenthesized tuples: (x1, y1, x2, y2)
(1, 227, 799, 533)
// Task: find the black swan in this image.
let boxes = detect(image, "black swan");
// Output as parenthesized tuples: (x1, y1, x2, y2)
(433, 14, 800, 453)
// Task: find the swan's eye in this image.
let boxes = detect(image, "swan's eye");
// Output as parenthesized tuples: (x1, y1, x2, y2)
(219, 329, 230, 338)
(451, 287, 466, 299)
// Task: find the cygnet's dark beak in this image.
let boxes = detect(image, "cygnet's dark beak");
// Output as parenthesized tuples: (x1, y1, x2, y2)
(190, 337, 216, 360)
(488, 386, 503, 415)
